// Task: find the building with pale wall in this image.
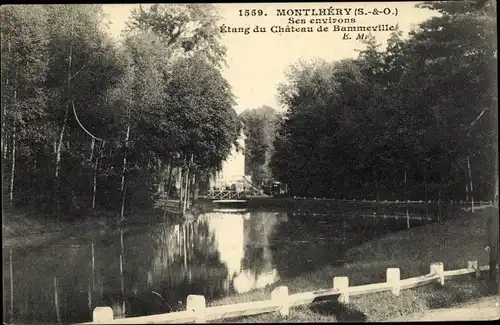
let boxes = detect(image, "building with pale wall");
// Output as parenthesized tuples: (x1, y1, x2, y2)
(210, 127, 250, 190)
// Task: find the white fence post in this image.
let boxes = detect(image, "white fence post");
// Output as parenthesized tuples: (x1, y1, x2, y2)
(271, 286, 289, 317)
(333, 276, 349, 304)
(468, 260, 480, 277)
(187, 294, 206, 323)
(93, 307, 113, 324)
(430, 262, 444, 285)
(386, 268, 401, 296)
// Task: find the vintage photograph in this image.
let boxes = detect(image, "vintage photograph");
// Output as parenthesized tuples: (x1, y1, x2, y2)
(1, 1, 498, 323)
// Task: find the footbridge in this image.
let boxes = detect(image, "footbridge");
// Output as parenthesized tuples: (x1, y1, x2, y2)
(204, 177, 266, 200)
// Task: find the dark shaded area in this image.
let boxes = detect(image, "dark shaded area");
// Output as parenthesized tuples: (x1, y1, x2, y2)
(247, 197, 463, 221)
(2, 217, 231, 324)
(308, 300, 367, 322)
(1, 209, 446, 324)
(425, 278, 495, 309)
(268, 211, 433, 278)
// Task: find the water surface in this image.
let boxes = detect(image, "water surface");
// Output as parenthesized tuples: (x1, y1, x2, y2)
(3, 209, 431, 324)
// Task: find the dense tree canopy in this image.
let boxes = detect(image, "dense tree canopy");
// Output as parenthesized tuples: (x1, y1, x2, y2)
(239, 106, 279, 186)
(1, 4, 240, 217)
(271, 0, 497, 201)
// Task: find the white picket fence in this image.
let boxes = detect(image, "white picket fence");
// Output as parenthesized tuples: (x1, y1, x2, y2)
(78, 261, 490, 324)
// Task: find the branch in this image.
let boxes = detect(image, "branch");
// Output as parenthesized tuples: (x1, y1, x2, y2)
(69, 63, 88, 81)
(467, 107, 489, 135)
(72, 100, 103, 141)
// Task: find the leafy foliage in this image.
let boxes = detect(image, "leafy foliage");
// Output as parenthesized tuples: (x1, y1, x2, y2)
(240, 106, 279, 186)
(271, 1, 497, 200)
(1, 4, 239, 216)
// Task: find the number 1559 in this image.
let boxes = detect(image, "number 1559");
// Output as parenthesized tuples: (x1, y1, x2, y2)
(239, 9, 265, 16)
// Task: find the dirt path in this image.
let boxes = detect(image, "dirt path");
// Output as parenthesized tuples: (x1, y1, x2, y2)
(385, 296, 500, 322)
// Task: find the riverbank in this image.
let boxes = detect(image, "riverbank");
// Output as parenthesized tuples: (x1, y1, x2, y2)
(243, 197, 465, 218)
(2, 199, 195, 252)
(207, 207, 498, 322)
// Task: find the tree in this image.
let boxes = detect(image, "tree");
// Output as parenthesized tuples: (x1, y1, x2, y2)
(123, 4, 239, 216)
(270, 0, 496, 202)
(240, 106, 279, 186)
(125, 4, 227, 67)
(160, 55, 239, 214)
(1, 5, 49, 208)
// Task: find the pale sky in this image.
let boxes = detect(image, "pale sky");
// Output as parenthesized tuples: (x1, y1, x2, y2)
(101, 2, 437, 114)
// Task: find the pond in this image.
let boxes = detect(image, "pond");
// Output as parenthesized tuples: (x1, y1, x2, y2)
(3, 209, 433, 324)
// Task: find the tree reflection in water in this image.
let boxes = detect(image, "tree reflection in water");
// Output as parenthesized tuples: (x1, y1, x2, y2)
(268, 213, 346, 278)
(268, 212, 425, 278)
(3, 211, 293, 324)
(125, 217, 232, 317)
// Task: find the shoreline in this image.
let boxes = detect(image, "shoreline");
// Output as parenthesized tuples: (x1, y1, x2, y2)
(3, 204, 497, 322)
(2, 198, 445, 251)
(206, 207, 498, 322)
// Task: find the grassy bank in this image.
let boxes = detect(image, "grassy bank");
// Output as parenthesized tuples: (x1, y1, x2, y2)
(207, 207, 498, 322)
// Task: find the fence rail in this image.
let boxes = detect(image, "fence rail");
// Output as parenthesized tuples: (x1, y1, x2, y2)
(289, 197, 494, 205)
(290, 212, 434, 221)
(78, 261, 490, 324)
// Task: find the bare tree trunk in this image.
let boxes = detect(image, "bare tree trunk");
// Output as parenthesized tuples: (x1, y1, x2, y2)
(187, 175, 192, 210)
(55, 116, 69, 178)
(2, 110, 7, 163)
(183, 224, 188, 270)
(193, 172, 200, 202)
(9, 124, 16, 207)
(2, 39, 11, 162)
(119, 229, 125, 316)
(120, 183, 127, 221)
(92, 157, 98, 210)
(163, 160, 174, 220)
(54, 277, 61, 324)
(165, 164, 174, 199)
(183, 167, 190, 214)
(55, 107, 69, 215)
(92, 142, 104, 210)
(119, 124, 130, 222)
(186, 176, 191, 211)
(55, 25, 73, 216)
(157, 160, 163, 193)
(467, 155, 474, 213)
(186, 154, 194, 210)
(460, 162, 470, 210)
(179, 167, 184, 212)
(89, 138, 95, 164)
(9, 248, 13, 324)
(8, 62, 18, 207)
(87, 283, 92, 318)
(3, 132, 8, 161)
(91, 240, 95, 290)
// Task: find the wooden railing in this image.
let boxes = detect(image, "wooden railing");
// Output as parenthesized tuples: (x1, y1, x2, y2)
(78, 261, 490, 324)
(205, 189, 247, 200)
